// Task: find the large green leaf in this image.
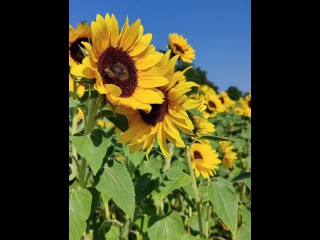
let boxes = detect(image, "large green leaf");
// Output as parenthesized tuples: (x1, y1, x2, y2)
(135, 173, 159, 202)
(147, 211, 184, 240)
(139, 158, 161, 179)
(96, 161, 135, 219)
(237, 206, 251, 240)
(159, 167, 191, 199)
(207, 177, 238, 235)
(123, 144, 146, 167)
(71, 129, 110, 175)
(69, 189, 92, 240)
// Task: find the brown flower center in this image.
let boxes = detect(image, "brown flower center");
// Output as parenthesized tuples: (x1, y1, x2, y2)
(248, 99, 251, 108)
(140, 94, 169, 126)
(70, 37, 92, 64)
(219, 97, 224, 104)
(194, 151, 203, 159)
(208, 100, 216, 109)
(97, 47, 137, 98)
(173, 44, 185, 54)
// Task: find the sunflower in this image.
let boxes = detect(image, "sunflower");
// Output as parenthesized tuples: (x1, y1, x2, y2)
(205, 93, 225, 118)
(219, 141, 237, 169)
(219, 91, 235, 111)
(188, 92, 215, 138)
(243, 93, 251, 118)
(70, 14, 168, 113)
(168, 33, 195, 63)
(69, 22, 92, 66)
(117, 50, 199, 159)
(233, 94, 251, 118)
(190, 143, 221, 179)
(69, 75, 85, 98)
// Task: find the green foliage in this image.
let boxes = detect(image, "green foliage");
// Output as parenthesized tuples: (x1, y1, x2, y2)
(147, 211, 184, 240)
(71, 129, 111, 175)
(69, 189, 92, 240)
(226, 86, 243, 100)
(96, 160, 136, 219)
(207, 177, 239, 236)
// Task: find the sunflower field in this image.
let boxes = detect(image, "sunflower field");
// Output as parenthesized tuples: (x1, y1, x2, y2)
(69, 13, 251, 240)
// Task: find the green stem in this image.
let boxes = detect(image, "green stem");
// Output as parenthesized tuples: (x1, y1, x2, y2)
(205, 202, 210, 239)
(84, 95, 101, 135)
(78, 158, 87, 189)
(104, 201, 110, 221)
(163, 143, 174, 172)
(185, 145, 204, 238)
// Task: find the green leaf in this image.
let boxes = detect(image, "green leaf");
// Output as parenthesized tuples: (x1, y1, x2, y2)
(200, 134, 234, 142)
(188, 214, 205, 232)
(69, 99, 80, 109)
(147, 211, 184, 240)
(140, 158, 161, 179)
(237, 206, 251, 240)
(135, 173, 159, 202)
(71, 129, 110, 175)
(123, 144, 146, 167)
(231, 172, 251, 182)
(121, 219, 131, 239)
(188, 109, 204, 118)
(96, 110, 128, 132)
(96, 161, 135, 219)
(244, 178, 251, 190)
(182, 234, 203, 240)
(159, 167, 191, 199)
(105, 225, 121, 239)
(69, 189, 92, 240)
(198, 185, 210, 203)
(207, 177, 238, 235)
(182, 183, 196, 199)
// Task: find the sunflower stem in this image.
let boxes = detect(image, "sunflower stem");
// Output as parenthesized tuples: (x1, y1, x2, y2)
(84, 94, 101, 135)
(185, 145, 204, 238)
(163, 143, 174, 172)
(78, 158, 87, 189)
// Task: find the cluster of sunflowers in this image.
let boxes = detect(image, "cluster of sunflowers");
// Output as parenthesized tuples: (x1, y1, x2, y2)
(69, 13, 251, 240)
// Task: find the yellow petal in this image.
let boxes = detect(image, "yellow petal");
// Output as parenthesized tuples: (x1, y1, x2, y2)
(94, 78, 107, 94)
(137, 76, 168, 88)
(105, 84, 122, 97)
(157, 122, 170, 159)
(163, 117, 185, 147)
(135, 53, 162, 70)
(133, 88, 164, 104)
(70, 63, 95, 79)
(120, 19, 141, 51)
(109, 14, 120, 47)
(118, 123, 145, 143)
(129, 33, 152, 57)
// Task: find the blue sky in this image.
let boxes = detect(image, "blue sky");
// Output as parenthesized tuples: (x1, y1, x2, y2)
(70, 0, 251, 94)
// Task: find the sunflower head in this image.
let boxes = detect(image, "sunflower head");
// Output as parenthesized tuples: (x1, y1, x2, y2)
(205, 94, 225, 118)
(117, 50, 198, 159)
(219, 141, 237, 169)
(70, 14, 168, 113)
(190, 143, 221, 179)
(243, 93, 251, 118)
(69, 22, 92, 66)
(168, 33, 195, 63)
(219, 91, 235, 111)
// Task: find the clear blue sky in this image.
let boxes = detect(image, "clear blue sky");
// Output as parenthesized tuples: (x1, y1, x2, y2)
(69, 0, 251, 94)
